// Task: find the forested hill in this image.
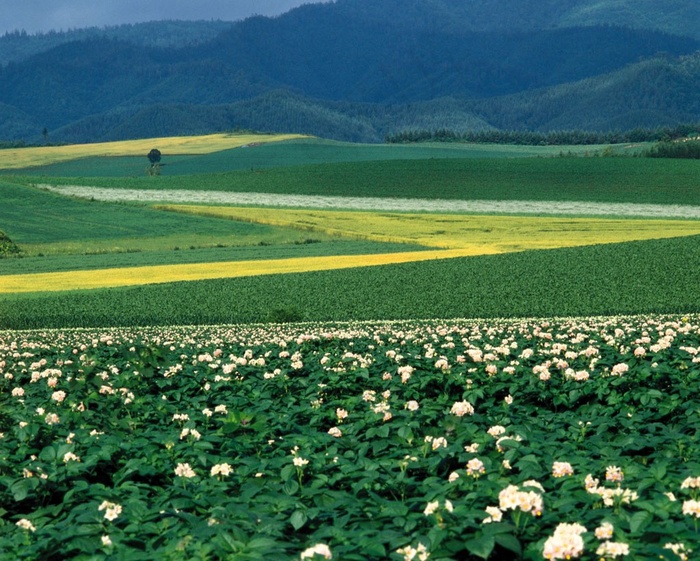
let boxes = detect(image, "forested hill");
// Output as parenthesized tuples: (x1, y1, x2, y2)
(322, 0, 700, 38)
(1, 0, 699, 144)
(0, 21, 233, 66)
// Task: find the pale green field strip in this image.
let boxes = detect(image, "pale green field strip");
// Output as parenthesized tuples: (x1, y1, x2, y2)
(40, 185, 700, 219)
(162, 206, 700, 251)
(0, 249, 482, 294)
(0, 133, 307, 170)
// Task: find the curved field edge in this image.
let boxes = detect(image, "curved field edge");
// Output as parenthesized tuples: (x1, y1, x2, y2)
(6, 209, 700, 292)
(2, 235, 699, 329)
(0, 241, 429, 277)
(0, 180, 333, 257)
(160, 205, 700, 249)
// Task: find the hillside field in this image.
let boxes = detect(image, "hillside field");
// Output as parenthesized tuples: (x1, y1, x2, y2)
(1, 133, 700, 327)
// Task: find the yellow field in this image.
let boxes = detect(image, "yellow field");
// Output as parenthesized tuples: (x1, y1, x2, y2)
(0, 249, 481, 293)
(159, 205, 700, 252)
(0, 133, 307, 170)
(5, 204, 700, 293)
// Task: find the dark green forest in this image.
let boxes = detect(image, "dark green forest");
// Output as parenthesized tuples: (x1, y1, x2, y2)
(0, 21, 232, 65)
(386, 123, 700, 146)
(1, 0, 699, 144)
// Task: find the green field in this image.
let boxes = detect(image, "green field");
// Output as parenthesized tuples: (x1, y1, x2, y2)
(0, 137, 646, 177)
(14, 156, 699, 206)
(0, 240, 426, 276)
(0, 180, 425, 259)
(2, 235, 700, 329)
(2, 316, 699, 559)
(1, 133, 699, 328)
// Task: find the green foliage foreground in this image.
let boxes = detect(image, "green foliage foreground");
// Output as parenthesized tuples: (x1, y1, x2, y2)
(1, 315, 699, 560)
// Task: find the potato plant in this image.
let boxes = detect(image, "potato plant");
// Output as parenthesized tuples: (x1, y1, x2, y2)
(0, 315, 699, 559)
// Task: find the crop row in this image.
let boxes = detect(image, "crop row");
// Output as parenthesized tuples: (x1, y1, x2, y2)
(164, 204, 700, 248)
(0, 181, 317, 256)
(0, 240, 423, 277)
(0, 314, 699, 559)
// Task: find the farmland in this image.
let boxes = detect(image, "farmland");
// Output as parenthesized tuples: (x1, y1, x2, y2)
(0, 133, 308, 171)
(14, 155, 700, 206)
(1, 316, 700, 559)
(1, 133, 700, 559)
(1, 133, 700, 325)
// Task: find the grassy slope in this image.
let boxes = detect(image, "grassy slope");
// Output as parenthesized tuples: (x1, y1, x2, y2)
(166, 205, 700, 250)
(0, 133, 308, 170)
(0, 181, 416, 258)
(0, 138, 640, 176)
(22, 156, 699, 206)
(2, 235, 699, 329)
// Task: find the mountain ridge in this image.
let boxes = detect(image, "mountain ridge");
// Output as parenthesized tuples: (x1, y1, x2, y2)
(0, 0, 698, 144)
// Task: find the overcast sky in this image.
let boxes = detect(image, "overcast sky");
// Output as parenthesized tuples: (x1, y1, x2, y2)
(0, 0, 331, 35)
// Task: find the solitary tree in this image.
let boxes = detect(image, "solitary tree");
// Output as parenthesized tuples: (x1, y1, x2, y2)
(146, 149, 162, 176)
(147, 148, 161, 165)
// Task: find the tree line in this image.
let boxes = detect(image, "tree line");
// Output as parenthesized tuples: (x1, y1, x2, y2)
(385, 123, 700, 147)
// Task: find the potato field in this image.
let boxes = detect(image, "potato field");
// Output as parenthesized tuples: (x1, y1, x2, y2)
(1, 316, 699, 560)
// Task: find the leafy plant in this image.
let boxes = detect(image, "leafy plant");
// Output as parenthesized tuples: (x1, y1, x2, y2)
(1, 315, 700, 559)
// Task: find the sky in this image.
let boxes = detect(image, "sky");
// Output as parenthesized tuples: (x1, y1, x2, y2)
(0, 0, 331, 35)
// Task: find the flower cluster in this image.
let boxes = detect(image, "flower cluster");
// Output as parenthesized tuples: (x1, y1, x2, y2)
(585, 472, 638, 507)
(300, 543, 332, 559)
(98, 501, 122, 522)
(543, 523, 586, 560)
(484, 480, 545, 522)
(552, 461, 574, 478)
(595, 541, 630, 558)
(174, 462, 197, 478)
(396, 542, 429, 561)
(466, 457, 486, 477)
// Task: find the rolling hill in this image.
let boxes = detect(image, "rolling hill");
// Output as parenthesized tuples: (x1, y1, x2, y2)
(0, 0, 698, 144)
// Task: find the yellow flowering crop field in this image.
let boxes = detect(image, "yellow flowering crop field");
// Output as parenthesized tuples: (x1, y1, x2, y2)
(161, 205, 700, 252)
(0, 133, 307, 170)
(5, 204, 700, 293)
(0, 249, 480, 293)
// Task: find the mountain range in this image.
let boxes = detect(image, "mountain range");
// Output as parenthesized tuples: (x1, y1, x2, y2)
(1, 0, 699, 144)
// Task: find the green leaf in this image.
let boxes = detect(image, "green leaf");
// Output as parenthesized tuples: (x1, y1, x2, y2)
(10, 479, 31, 502)
(466, 535, 495, 559)
(280, 464, 296, 481)
(495, 533, 522, 556)
(629, 511, 653, 535)
(290, 510, 307, 530)
(284, 479, 299, 496)
(361, 541, 386, 557)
